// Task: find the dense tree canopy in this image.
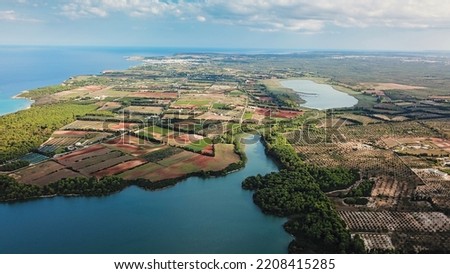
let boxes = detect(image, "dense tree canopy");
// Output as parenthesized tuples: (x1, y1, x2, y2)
(0, 175, 127, 202)
(0, 103, 97, 163)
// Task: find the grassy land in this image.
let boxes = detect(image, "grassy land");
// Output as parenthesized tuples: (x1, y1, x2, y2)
(185, 138, 212, 152)
(145, 125, 172, 136)
(173, 99, 211, 107)
(243, 111, 253, 120)
(228, 90, 244, 96)
(212, 103, 228, 109)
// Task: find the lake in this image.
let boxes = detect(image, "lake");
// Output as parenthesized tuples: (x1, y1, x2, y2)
(280, 79, 358, 110)
(0, 137, 293, 254)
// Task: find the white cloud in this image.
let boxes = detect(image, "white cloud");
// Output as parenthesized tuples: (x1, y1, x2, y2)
(0, 10, 17, 21)
(58, 0, 450, 32)
(60, 0, 184, 19)
(197, 15, 206, 22)
(0, 9, 40, 22)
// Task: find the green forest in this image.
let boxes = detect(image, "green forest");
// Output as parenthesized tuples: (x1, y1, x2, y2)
(18, 85, 73, 100)
(0, 175, 126, 202)
(0, 103, 97, 163)
(243, 133, 364, 253)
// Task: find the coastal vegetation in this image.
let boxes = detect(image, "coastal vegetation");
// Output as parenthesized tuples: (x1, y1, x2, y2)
(0, 103, 97, 163)
(18, 85, 73, 100)
(0, 174, 126, 202)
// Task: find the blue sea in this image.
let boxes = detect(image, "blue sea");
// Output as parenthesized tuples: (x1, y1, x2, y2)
(0, 46, 171, 115)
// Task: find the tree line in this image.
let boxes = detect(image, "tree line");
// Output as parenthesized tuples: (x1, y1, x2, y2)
(0, 175, 126, 202)
(243, 132, 364, 253)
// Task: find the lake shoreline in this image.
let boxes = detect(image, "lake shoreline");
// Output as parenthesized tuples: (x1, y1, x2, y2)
(279, 78, 359, 110)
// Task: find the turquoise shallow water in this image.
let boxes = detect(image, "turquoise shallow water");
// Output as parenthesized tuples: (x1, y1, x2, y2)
(0, 139, 292, 254)
(281, 79, 358, 110)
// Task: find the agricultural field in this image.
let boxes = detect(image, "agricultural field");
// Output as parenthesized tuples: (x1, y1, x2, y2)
(339, 211, 450, 252)
(336, 113, 382, 125)
(39, 131, 112, 153)
(252, 107, 303, 121)
(19, 153, 49, 165)
(122, 106, 164, 115)
(381, 137, 450, 157)
(105, 135, 164, 157)
(50, 86, 131, 101)
(287, 115, 450, 252)
(55, 144, 136, 176)
(63, 120, 140, 132)
(11, 160, 84, 186)
(119, 144, 240, 182)
(124, 92, 177, 99)
(142, 125, 173, 139)
(172, 99, 212, 109)
(97, 101, 122, 111)
(93, 159, 148, 178)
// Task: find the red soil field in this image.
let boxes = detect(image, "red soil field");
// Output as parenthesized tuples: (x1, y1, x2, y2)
(93, 159, 147, 177)
(84, 85, 104, 91)
(13, 161, 66, 184)
(201, 144, 214, 156)
(30, 169, 85, 186)
(431, 138, 450, 152)
(112, 143, 140, 153)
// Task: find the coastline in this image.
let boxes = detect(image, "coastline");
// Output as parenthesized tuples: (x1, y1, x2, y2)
(0, 91, 34, 116)
(12, 90, 34, 105)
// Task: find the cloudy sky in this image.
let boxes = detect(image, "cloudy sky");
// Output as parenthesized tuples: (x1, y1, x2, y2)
(1, 0, 450, 50)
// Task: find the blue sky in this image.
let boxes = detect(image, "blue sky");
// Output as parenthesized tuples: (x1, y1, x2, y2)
(1, 0, 450, 50)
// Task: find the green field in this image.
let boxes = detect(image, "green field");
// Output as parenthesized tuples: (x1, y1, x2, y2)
(173, 99, 211, 107)
(228, 90, 244, 96)
(185, 138, 212, 152)
(243, 111, 253, 120)
(145, 125, 173, 136)
(212, 103, 228, 109)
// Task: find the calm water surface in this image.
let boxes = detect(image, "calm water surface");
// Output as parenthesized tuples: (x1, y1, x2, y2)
(281, 79, 358, 110)
(0, 139, 292, 254)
